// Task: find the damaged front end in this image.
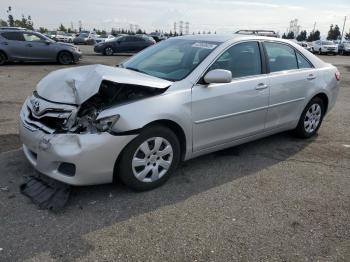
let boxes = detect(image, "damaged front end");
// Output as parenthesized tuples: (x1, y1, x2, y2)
(21, 80, 167, 135)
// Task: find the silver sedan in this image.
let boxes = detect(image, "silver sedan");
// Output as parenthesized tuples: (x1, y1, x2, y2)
(19, 34, 340, 190)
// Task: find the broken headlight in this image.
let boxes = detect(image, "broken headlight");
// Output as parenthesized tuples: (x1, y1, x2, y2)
(95, 115, 120, 132)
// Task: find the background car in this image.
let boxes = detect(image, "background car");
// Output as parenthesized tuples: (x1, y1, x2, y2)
(338, 42, 350, 55)
(297, 42, 312, 52)
(312, 40, 338, 55)
(0, 29, 82, 65)
(73, 30, 97, 45)
(94, 35, 155, 55)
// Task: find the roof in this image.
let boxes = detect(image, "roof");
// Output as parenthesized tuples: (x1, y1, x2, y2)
(172, 33, 267, 43)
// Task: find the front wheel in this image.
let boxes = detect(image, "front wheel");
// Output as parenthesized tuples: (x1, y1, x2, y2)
(294, 97, 324, 138)
(104, 46, 114, 56)
(118, 126, 181, 191)
(57, 51, 74, 65)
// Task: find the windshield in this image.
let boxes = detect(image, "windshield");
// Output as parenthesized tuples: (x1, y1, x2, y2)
(322, 41, 334, 45)
(79, 33, 88, 37)
(121, 38, 220, 81)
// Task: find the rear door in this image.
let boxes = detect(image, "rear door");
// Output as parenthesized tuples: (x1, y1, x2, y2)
(0, 31, 27, 60)
(263, 41, 317, 130)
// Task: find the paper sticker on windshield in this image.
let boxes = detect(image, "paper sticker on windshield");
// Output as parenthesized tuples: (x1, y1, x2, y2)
(192, 42, 217, 49)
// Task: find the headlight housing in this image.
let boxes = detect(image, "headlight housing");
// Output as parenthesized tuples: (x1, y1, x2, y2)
(95, 115, 120, 132)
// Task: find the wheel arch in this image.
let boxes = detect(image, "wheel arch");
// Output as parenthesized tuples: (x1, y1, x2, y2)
(312, 92, 329, 114)
(56, 50, 73, 63)
(112, 118, 187, 184)
(0, 49, 8, 60)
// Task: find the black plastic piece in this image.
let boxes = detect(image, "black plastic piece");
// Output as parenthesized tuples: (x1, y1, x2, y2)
(20, 176, 71, 211)
(58, 162, 76, 176)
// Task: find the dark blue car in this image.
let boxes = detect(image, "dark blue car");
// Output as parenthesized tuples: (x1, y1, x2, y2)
(94, 35, 155, 55)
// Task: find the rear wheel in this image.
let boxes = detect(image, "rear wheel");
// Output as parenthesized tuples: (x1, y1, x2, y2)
(0, 51, 7, 65)
(104, 46, 114, 56)
(118, 126, 180, 191)
(57, 51, 73, 65)
(294, 97, 324, 138)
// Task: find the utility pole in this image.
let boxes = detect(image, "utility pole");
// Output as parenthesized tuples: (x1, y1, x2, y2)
(341, 16, 347, 43)
(312, 22, 316, 33)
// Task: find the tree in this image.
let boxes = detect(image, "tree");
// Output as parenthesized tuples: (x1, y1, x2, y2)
(282, 33, 287, 39)
(0, 19, 8, 26)
(7, 6, 14, 26)
(286, 31, 294, 39)
(296, 30, 307, 41)
(327, 24, 341, 40)
(307, 30, 320, 42)
(136, 28, 143, 34)
(39, 27, 48, 33)
(58, 23, 67, 32)
(345, 30, 350, 41)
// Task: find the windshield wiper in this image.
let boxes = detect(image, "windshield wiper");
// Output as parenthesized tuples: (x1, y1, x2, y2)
(125, 67, 149, 75)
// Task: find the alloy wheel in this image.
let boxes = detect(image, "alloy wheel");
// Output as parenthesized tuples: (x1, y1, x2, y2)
(304, 103, 322, 133)
(105, 47, 113, 56)
(59, 52, 73, 65)
(132, 137, 173, 183)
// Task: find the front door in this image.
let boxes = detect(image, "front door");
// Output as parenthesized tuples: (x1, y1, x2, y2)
(191, 41, 269, 152)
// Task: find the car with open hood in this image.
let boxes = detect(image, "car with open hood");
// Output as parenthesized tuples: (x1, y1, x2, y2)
(19, 34, 340, 190)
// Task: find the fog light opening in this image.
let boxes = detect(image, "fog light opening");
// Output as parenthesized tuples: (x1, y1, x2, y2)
(58, 163, 76, 176)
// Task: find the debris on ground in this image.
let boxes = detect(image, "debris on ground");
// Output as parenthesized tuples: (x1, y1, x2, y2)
(0, 186, 9, 192)
(20, 176, 71, 211)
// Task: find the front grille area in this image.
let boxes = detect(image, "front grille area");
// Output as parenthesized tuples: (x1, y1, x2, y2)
(21, 96, 77, 134)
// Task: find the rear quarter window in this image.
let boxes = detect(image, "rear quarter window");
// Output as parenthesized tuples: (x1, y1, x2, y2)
(1, 31, 24, 41)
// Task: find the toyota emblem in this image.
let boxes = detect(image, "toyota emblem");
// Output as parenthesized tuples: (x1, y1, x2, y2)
(32, 100, 40, 113)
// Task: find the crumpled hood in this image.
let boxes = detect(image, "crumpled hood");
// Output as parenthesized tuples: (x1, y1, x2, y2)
(36, 64, 172, 104)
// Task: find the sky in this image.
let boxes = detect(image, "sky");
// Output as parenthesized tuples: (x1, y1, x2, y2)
(1, 0, 350, 37)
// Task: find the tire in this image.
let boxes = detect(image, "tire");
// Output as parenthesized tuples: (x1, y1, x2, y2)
(294, 97, 324, 138)
(118, 125, 181, 191)
(318, 49, 322, 55)
(0, 51, 7, 65)
(104, 46, 114, 56)
(57, 51, 74, 65)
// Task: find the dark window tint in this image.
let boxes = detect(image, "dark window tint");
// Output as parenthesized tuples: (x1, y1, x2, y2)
(264, 42, 298, 72)
(296, 52, 312, 69)
(209, 41, 262, 78)
(1, 31, 24, 41)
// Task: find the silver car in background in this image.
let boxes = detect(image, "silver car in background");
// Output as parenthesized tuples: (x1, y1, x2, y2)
(19, 34, 340, 191)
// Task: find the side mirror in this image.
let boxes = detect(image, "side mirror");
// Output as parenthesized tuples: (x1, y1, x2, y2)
(45, 40, 51, 45)
(204, 69, 232, 84)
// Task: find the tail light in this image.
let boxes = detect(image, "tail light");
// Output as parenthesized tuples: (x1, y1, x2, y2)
(335, 71, 341, 81)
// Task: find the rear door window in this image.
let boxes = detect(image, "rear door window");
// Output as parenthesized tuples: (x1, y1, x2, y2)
(264, 42, 298, 72)
(296, 52, 312, 69)
(1, 31, 24, 41)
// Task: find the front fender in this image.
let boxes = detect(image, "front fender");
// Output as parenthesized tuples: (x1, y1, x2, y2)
(98, 88, 193, 153)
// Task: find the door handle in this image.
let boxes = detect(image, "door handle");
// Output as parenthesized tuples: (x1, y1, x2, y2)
(307, 74, 316, 80)
(2, 42, 8, 45)
(26, 44, 33, 47)
(255, 83, 268, 90)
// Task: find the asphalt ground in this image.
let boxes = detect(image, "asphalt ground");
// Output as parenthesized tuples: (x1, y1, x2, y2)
(0, 46, 349, 261)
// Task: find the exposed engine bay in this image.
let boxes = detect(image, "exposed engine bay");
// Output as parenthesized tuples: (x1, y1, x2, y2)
(23, 81, 167, 134)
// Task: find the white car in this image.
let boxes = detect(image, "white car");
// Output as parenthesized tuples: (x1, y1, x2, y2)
(19, 34, 340, 190)
(312, 40, 338, 55)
